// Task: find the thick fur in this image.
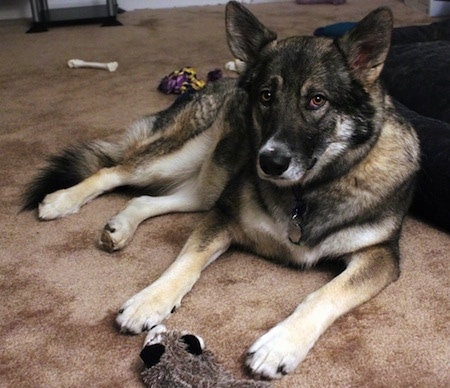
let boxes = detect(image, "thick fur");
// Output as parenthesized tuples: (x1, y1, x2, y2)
(24, 2, 420, 379)
(140, 325, 270, 387)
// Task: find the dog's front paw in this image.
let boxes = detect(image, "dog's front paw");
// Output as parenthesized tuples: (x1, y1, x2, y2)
(38, 190, 81, 220)
(116, 285, 180, 334)
(100, 216, 136, 252)
(246, 324, 311, 379)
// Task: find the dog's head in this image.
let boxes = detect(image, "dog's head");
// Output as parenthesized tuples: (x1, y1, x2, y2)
(226, 2, 393, 187)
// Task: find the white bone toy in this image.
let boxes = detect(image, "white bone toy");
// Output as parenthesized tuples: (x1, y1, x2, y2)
(67, 59, 118, 72)
(224, 58, 246, 74)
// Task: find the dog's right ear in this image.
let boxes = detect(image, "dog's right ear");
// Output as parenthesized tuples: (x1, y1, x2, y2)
(336, 7, 393, 89)
(225, 1, 277, 63)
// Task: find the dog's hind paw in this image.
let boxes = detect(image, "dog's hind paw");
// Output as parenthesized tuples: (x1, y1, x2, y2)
(116, 284, 181, 334)
(100, 217, 136, 252)
(38, 190, 81, 220)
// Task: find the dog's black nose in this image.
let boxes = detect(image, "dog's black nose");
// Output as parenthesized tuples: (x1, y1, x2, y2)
(259, 149, 291, 176)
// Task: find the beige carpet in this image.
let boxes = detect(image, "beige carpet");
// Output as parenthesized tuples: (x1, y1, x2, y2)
(1, 1, 449, 386)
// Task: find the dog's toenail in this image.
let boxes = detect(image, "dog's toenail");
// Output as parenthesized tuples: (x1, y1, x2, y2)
(105, 224, 115, 233)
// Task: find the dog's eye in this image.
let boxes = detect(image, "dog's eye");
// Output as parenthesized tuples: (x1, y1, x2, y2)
(259, 90, 273, 106)
(308, 95, 327, 110)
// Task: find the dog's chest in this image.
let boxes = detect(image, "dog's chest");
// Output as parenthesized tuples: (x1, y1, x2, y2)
(236, 181, 397, 267)
(237, 200, 322, 267)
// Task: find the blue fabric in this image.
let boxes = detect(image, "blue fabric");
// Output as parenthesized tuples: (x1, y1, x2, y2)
(313, 22, 356, 37)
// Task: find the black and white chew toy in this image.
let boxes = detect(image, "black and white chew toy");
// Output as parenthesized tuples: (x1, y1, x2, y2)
(139, 325, 271, 387)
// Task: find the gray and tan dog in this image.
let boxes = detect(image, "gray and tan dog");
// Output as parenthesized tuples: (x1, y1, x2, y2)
(24, 2, 419, 379)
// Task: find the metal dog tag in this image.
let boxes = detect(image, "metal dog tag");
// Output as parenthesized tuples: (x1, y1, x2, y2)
(288, 212, 302, 245)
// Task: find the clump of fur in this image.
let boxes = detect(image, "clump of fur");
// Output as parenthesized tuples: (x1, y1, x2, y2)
(140, 325, 271, 388)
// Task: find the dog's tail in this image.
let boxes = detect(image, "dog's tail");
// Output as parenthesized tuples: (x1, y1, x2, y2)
(22, 140, 122, 211)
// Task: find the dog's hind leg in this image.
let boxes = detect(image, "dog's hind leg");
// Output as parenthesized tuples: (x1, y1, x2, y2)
(100, 189, 211, 252)
(116, 209, 232, 334)
(100, 133, 236, 251)
(38, 165, 134, 220)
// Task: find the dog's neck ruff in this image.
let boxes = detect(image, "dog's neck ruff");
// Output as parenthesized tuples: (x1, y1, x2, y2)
(288, 187, 307, 245)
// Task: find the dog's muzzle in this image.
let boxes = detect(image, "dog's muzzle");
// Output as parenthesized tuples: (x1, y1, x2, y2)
(259, 148, 291, 176)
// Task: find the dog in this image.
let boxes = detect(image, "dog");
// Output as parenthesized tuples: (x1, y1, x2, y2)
(24, 2, 420, 379)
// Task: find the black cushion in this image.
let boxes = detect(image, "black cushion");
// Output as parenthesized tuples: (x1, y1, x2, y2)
(383, 41, 450, 124)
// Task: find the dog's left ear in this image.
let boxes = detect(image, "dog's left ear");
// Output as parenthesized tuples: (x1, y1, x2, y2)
(337, 7, 393, 88)
(225, 1, 277, 64)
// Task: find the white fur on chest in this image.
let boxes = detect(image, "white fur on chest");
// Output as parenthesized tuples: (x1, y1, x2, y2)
(238, 201, 321, 267)
(239, 200, 397, 267)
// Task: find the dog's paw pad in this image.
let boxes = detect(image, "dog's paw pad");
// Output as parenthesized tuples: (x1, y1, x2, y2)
(99, 218, 135, 252)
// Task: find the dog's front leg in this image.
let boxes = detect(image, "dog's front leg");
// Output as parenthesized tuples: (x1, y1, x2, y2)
(116, 210, 231, 334)
(246, 244, 400, 379)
